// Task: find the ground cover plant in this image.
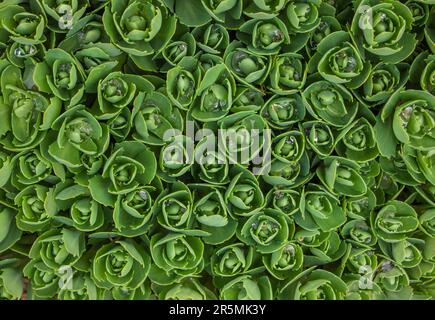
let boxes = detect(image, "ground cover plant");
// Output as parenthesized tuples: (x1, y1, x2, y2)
(0, 0, 434, 300)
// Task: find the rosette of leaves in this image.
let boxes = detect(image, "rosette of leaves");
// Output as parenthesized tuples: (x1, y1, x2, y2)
(199, 0, 243, 28)
(149, 233, 204, 285)
(268, 52, 307, 94)
(9, 149, 57, 190)
(243, 0, 287, 19)
(192, 23, 230, 55)
(191, 63, 236, 122)
(0, 257, 23, 300)
(102, 0, 176, 58)
(192, 136, 230, 185)
(219, 275, 273, 300)
(43, 105, 109, 169)
(0, 2, 46, 45)
(403, 143, 435, 186)
(307, 16, 342, 55)
(406, 0, 430, 29)
(113, 179, 162, 237)
(278, 268, 347, 300)
(262, 151, 312, 188)
(6, 41, 45, 69)
(300, 120, 335, 157)
(238, 208, 291, 254)
(266, 188, 302, 217)
(419, 207, 435, 237)
(354, 62, 410, 106)
(272, 131, 305, 164)
(308, 31, 370, 89)
(231, 86, 264, 112)
(343, 190, 377, 220)
(39, 0, 88, 32)
(378, 238, 423, 269)
(261, 94, 305, 129)
(263, 241, 303, 280)
(371, 200, 419, 242)
(154, 181, 197, 235)
(153, 278, 217, 300)
(33, 48, 85, 105)
(46, 179, 105, 232)
(284, 0, 321, 34)
(190, 184, 238, 244)
(28, 228, 86, 270)
(58, 273, 109, 300)
(374, 260, 410, 293)
(410, 51, 434, 96)
(92, 239, 151, 292)
(91, 71, 154, 120)
(210, 242, 262, 278)
(89, 141, 156, 200)
(295, 228, 332, 248)
(23, 260, 60, 299)
(345, 247, 378, 275)
(224, 41, 271, 88)
(131, 91, 183, 146)
(0, 64, 61, 152)
(224, 165, 265, 217)
(316, 156, 367, 197)
(166, 58, 201, 111)
(159, 135, 194, 179)
(304, 231, 348, 266)
(302, 80, 358, 128)
(218, 110, 268, 164)
(341, 219, 377, 248)
(294, 185, 346, 232)
(14, 184, 51, 232)
(335, 118, 379, 162)
(351, 0, 418, 64)
(237, 17, 290, 55)
(0, 202, 21, 253)
(375, 89, 435, 158)
(158, 33, 197, 72)
(379, 150, 425, 186)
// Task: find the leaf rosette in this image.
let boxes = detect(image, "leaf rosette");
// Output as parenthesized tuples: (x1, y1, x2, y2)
(268, 52, 307, 94)
(237, 17, 290, 55)
(29, 228, 86, 270)
(149, 233, 204, 285)
(45, 105, 109, 169)
(302, 80, 358, 128)
(371, 200, 419, 243)
(263, 241, 303, 280)
(351, 0, 418, 64)
(33, 48, 86, 104)
(278, 268, 347, 300)
(238, 208, 291, 254)
(219, 275, 273, 300)
(92, 239, 151, 291)
(261, 94, 305, 130)
(0, 65, 61, 152)
(224, 165, 265, 217)
(102, 0, 176, 57)
(131, 91, 183, 146)
(308, 31, 371, 89)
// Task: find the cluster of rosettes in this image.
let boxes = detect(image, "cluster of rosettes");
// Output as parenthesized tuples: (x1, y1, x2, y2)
(0, 0, 434, 300)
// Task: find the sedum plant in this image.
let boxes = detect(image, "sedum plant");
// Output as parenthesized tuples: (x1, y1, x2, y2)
(0, 0, 433, 302)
